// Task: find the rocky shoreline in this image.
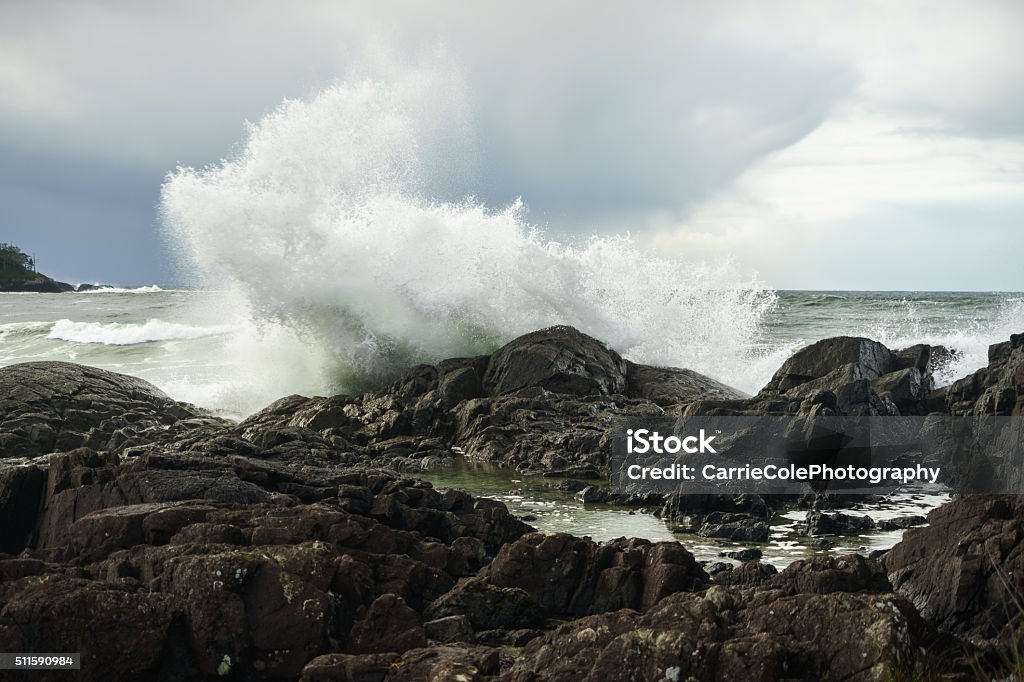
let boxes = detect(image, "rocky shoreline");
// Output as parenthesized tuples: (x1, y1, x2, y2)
(0, 279, 116, 293)
(1, 326, 1024, 680)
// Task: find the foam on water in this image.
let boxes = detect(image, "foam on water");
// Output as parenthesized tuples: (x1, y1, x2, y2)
(76, 285, 168, 294)
(161, 60, 777, 395)
(801, 295, 1024, 387)
(868, 297, 1024, 386)
(47, 319, 234, 346)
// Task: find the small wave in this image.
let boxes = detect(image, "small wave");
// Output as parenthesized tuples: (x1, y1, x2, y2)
(46, 319, 234, 345)
(798, 295, 849, 307)
(0, 321, 53, 337)
(76, 285, 168, 294)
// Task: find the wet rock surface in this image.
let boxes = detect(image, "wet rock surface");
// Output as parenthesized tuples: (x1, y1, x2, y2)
(0, 361, 213, 458)
(884, 495, 1024, 638)
(1, 326, 1023, 679)
(502, 588, 941, 682)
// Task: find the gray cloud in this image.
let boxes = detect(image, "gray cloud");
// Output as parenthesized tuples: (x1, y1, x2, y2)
(0, 1, 1021, 286)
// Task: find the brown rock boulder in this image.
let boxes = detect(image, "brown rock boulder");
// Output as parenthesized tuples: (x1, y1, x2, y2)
(479, 533, 708, 617)
(0, 574, 176, 681)
(947, 333, 1024, 415)
(425, 577, 543, 631)
(503, 588, 939, 681)
(0, 361, 212, 458)
(483, 326, 629, 397)
(625, 362, 747, 406)
(884, 494, 1024, 637)
(346, 593, 426, 655)
(761, 336, 892, 394)
(0, 463, 46, 553)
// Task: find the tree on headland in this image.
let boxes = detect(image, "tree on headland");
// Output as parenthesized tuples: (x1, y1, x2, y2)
(0, 243, 76, 292)
(0, 243, 37, 284)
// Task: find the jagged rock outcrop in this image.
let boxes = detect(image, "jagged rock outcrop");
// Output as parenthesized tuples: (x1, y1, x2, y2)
(685, 335, 949, 417)
(947, 333, 1024, 416)
(475, 533, 708, 617)
(3, 330, 1024, 679)
(231, 326, 748, 475)
(0, 277, 75, 293)
(884, 495, 1024, 638)
(482, 326, 630, 397)
(502, 588, 940, 681)
(0, 448, 531, 680)
(0, 361, 216, 458)
(625, 362, 746, 407)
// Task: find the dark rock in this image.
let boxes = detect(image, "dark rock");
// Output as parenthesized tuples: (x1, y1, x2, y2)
(947, 333, 1024, 416)
(705, 561, 733, 575)
(3, 332, 1009, 680)
(0, 362, 212, 458)
(425, 578, 543, 631)
(0, 277, 75, 293)
(697, 512, 770, 542)
(703, 494, 769, 517)
(800, 510, 875, 535)
(503, 588, 940, 681)
(712, 560, 778, 586)
(438, 366, 485, 404)
(304, 645, 499, 681)
(541, 466, 601, 479)
(346, 593, 426, 654)
(0, 575, 176, 680)
(721, 547, 762, 561)
(890, 344, 932, 373)
(762, 336, 893, 394)
(68, 501, 215, 561)
(574, 485, 608, 504)
(225, 325, 746, 475)
(884, 495, 1024, 637)
(659, 493, 769, 530)
(474, 628, 541, 646)
(482, 326, 629, 397)
(773, 554, 891, 595)
(391, 645, 499, 681)
(0, 463, 46, 553)
(872, 366, 933, 414)
(625, 362, 747, 406)
(876, 514, 927, 531)
(480, 533, 708, 616)
(300, 652, 398, 682)
(927, 344, 961, 376)
(554, 478, 589, 492)
(424, 614, 473, 643)
(680, 334, 949, 417)
(0, 378, 536, 682)
(806, 492, 883, 510)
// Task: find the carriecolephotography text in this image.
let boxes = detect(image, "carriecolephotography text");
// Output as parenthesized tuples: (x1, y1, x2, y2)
(614, 416, 1024, 496)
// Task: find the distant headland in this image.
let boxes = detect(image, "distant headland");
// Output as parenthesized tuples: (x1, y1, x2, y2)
(0, 243, 109, 292)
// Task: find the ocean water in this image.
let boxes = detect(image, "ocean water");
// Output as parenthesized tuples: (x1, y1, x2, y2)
(1, 287, 1020, 419)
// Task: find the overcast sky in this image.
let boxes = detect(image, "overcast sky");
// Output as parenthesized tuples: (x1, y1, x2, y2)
(1, 0, 1021, 289)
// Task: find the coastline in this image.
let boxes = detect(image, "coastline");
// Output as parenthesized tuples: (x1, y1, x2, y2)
(1, 325, 1022, 679)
